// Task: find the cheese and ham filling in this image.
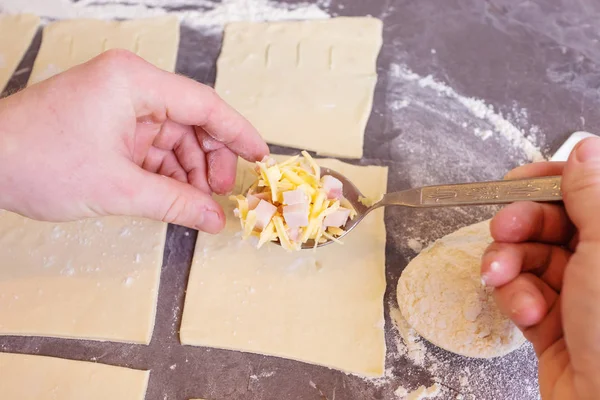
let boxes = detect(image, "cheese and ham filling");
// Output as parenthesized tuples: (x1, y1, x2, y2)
(230, 151, 356, 251)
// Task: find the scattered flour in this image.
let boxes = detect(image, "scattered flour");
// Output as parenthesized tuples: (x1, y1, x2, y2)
(0, 0, 331, 32)
(401, 383, 442, 400)
(406, 238, 423, 253)
(473, 128, 493, 141)
(389, 63, 544, 162)
(390, 306, 426, 366)
(250, 371, 275, 380)
(395, 386, 409, 397)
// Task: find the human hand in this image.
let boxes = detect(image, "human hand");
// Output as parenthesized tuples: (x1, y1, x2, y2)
(481, 137, 600, 399)
(0, 49, 268, 233)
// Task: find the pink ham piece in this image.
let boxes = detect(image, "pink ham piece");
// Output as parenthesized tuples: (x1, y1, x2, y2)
(247, 191, 271, 210)
(288, 227, 301, 242)
(254, 200, 277, 230)
(321, 175, 343, 200)
(323, 208, 351, 228)
(246, 194, 261, 210)
(283, 203, 309, 229)
(283, 188, 308, 205)
(261, 155, 276, 167)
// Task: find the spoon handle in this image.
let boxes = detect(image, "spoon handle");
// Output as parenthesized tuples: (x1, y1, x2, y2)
(381, 176, 562, 208)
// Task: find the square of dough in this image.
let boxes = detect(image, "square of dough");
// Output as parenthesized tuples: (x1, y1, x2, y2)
(0, 352, 149, 399)
(0, 14, 40, 92)
(215, 17, 383, 159)
(0, 213, 166, 343)
(0, 16, 180, 344)
(180, 157, 388, 377)
(28, 15, 179, 85)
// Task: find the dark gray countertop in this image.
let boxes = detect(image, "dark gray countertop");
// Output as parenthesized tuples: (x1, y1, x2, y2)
(2, 0, 599, 399)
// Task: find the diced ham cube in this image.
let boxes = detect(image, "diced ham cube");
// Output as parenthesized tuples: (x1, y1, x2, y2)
(254, 200, 277, 230)
(253, 192, 271, 201)
(283, 189, 308, 205)
(323, 208, 351, 228)
(261, 155, 276, 167)
(283, 203, 309, 229)
(321, 175, 343, 200)
(246, 194, 260, 210)
(288, 227, 301, 242)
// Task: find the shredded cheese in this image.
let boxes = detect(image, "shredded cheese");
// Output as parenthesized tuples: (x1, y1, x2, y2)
(359, 194, 384, 207)
(230, 153, 356, 251)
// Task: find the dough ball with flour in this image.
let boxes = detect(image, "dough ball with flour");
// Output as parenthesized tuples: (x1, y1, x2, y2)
(397, 220, 525, 358)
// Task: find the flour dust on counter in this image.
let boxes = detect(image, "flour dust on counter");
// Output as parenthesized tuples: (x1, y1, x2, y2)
(0, 0, 331, 33)
(385, 302, 538, 399)
(395, 383, 441, 400)
(387, 63, 544, 164)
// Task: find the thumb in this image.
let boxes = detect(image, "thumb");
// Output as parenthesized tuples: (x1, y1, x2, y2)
(563, 137, 600, 241)
(115, 169, 225, 233)
(560, 137, 600, 397)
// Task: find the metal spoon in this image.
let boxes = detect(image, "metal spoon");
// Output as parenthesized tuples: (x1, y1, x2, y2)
(284, 169, 562, 250)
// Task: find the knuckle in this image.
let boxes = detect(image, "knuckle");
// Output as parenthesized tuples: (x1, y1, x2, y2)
(98, 48, 140, 66)
(91, 49, 144, 81)
(161, 194, 190, 225)
(567, 171, 600, 194)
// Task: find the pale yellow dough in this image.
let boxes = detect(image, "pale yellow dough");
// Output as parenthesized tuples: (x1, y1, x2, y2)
(0, 16, 180, 344)
(0, 14, 40, 91)
(0, 352, 149, 399)
(215, 17, 383, 159)
(0, 213, 166, 343)
(181, 157, 388, 377)
(28, 15, 179, 85)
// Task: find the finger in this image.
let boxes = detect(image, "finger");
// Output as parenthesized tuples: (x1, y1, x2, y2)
(152, 120, 193, 151)
(494, 273, 552, 328)
(142, 147, 188, 183)
(115, 167, 225, 233)
(504, 162, 566, 179)
(524, 293, 562, 357)
(481, 241, 570, 290)
(207, 147, 238, 195)
(559, 137, 600, 392)
(490, 201, 574, 244)
(125, 57, 268, 162)
(562, 241, 600, 387)
(562, 137, 600, 241)
(173, 129, 211, 193)
(197, 129, 238, 194)
(493, 274, 562, 356)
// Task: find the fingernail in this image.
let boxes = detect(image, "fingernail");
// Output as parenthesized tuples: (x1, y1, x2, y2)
(489, 260, 502, 272)
(511, 291, 536, 316)
(481, 251, 501, 285)
(480, 262, 500, 286)
(575, 137, 600, 163)
(195, 210, 222, 232)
